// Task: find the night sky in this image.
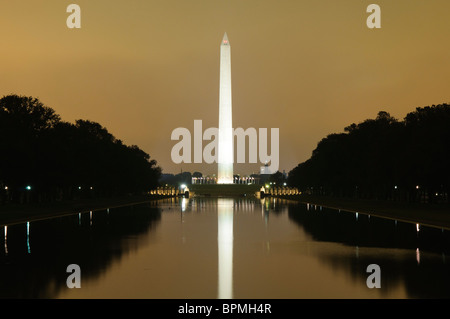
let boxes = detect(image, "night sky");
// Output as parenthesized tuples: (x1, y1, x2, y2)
(1, 1, 449, 176)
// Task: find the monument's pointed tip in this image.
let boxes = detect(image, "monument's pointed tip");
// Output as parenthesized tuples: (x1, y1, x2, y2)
(222, 32, 229, 45)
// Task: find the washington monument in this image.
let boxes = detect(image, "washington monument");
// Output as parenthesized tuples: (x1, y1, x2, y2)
(217, 32, 234, 184)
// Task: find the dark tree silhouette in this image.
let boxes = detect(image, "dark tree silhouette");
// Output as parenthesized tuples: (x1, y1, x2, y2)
(269, 171, 286, 185)
(288, 105, 450, 204)
(0, 94, 161, 204)
(193, 172, 203, 178)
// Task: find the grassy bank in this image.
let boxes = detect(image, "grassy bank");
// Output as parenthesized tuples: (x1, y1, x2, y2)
(0, 195, 171, 226)
(274, 194, 450, 230)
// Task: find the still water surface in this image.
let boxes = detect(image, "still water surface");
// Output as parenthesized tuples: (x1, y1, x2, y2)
(1, 197, 449, 298)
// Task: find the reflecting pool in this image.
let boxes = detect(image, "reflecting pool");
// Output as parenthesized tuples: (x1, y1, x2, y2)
(1, 197, 449, 298)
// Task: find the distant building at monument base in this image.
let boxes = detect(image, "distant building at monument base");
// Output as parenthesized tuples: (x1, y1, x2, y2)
(192, 174, 261, 185)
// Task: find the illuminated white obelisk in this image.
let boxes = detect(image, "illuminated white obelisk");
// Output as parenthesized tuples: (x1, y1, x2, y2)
(217, 32, 234, 184)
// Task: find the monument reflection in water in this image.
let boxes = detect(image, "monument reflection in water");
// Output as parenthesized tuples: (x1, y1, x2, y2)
(217, 198, 234, 299)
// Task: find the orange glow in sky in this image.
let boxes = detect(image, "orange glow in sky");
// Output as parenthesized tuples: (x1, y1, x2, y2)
(1, 0, 449, 175)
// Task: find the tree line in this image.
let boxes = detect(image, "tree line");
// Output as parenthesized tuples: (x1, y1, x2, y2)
(288, 104, 450, 203)
(0, 94, 161, 204)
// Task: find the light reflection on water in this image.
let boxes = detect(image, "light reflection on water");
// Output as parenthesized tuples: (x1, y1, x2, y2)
(217, 198, 233, 299)
(0, 196, 449, 299)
